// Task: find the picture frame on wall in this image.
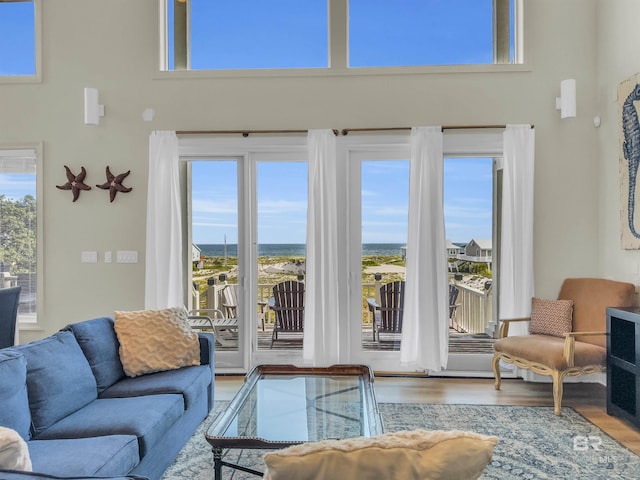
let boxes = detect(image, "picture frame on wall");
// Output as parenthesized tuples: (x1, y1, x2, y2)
(619, 72, 640, 249)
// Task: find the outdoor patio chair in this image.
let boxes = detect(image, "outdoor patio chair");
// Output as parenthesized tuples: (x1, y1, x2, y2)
(270, 280, 304, 348)
(221, 284, 238, 318)
(449, 284, 463, 332)
(188, 308, 239, 348)
(492, 277, 636, 415)
(373, 280, 405, 347)
(0, 286, 21, 349)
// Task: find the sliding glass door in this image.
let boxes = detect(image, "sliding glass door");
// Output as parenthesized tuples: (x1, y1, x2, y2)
(185, 137, 308, 372)
(344, 135, 501, 374)
(190, 158, 244, 370)
(255, 159, 307, 355)
(184, 134, 502, 374)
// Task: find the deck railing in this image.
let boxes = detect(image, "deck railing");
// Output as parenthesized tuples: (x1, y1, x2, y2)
(193, 278, 494, 335)
(454, 282, 493, 334)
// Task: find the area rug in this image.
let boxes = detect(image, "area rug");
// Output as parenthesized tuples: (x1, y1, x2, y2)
(162, 403, 640, 479)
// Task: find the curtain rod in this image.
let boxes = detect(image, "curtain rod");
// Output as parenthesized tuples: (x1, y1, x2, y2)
(175, 125, 533, 137)
(176, 129, 340, 137)
(340, 124, 534, 135)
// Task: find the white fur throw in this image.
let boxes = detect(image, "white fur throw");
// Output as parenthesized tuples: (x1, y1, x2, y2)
(0, 427, 32, 472)
(264, 429, 498, 480)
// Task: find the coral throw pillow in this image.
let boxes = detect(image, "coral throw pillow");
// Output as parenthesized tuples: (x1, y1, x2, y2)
(529, 297, 573, 337)
(263, 429, 497, 480)
(114, 307, 200, 377)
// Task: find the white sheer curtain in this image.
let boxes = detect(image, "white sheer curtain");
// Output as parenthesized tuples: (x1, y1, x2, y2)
(303, 129, 340, 366)
(145, 131, 184, 309)
(400, 127, 448, 371)
(500, 125, 535, 335)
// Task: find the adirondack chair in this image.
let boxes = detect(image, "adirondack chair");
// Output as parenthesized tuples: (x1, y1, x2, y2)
(449, 284, 462, 332)
(270, 280, 305, 348)
(373, 280, 405, 347)
(221, 284, 238, 318)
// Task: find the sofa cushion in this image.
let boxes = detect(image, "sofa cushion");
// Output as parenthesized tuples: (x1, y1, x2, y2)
(0, 351, 31, 440)
(34, 395, 184, 458)
(28, 435, 139, 478)
(529, 297, 573, 337)
(65, 317, 125, 394)
(263, 429, 498, 480)
(100, 364, 211, 410)
(114, 308, 200, 378)
(15, 332, 97, 437)
(0, 427, 31, 472)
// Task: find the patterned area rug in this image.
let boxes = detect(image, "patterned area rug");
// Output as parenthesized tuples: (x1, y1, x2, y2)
(162, 403, 640, 479)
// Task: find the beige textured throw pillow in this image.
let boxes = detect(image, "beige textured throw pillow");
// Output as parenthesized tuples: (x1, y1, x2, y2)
(263, 429, 497, 480)
(0, 426, 32, 472)
(529, 297, 574, 337)
(114, 307, 200, 377)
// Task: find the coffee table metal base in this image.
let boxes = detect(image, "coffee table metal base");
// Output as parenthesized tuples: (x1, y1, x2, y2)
(213, 447, 264, 479)
(206, 364, 382, 480)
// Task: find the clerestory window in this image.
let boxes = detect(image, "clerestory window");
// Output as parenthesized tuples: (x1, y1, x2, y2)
(0, 0, 40, 80)
(162, 0, 521, 73)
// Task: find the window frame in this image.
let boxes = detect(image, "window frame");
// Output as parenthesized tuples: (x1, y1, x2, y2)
(0, 0, 42, 83)
(158, 0, 527, 78)
(0, 142, 43, 330)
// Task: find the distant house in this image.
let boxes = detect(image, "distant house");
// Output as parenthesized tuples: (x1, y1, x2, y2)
(446, 240, 462, 259)
(457, 239, 492, 269)
(192, 244, 203, 268)
(465, 239, 492, 259)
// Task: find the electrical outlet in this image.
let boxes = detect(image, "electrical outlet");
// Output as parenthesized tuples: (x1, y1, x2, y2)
(117, 250, 138, 263)
(81, 251, 98, 263)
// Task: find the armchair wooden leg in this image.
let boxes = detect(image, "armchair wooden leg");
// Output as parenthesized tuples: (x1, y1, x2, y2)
(552, 370, 563, 416)
(492, 353, 502, 390)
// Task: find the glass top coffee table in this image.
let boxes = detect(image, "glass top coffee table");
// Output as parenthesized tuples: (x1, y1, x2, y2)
(205, 364, 383, 479)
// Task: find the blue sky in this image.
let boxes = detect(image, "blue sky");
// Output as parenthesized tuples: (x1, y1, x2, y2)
(0, 174, 36, 201)
(1, 1, 497, 244)
(0, 2, 35, 75)
(192, 157, 493, 245)
(172, 0, 497, 70)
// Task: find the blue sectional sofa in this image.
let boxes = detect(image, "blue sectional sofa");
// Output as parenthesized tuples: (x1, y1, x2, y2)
(0, 316, 215, 480)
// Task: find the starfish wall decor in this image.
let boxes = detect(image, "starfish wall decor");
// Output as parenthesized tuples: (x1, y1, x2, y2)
(96, 166, 133, 202)
(56, 165, 91, 202)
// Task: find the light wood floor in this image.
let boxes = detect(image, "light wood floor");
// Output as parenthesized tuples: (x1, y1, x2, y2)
(214, 375, 640, 456)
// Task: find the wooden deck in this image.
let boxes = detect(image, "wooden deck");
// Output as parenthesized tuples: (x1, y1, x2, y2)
(212, 323, 495, 354)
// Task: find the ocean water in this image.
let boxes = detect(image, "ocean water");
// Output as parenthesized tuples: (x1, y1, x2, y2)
(196, 243, 405, 257)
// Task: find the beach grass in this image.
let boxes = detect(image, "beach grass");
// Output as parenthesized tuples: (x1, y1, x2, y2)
(194, 254, 408, 285)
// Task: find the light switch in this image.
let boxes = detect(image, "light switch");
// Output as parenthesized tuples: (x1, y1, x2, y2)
(104, 251, 112, 263)
(81, 251, 98, 263)
(117, 250, 138, 263)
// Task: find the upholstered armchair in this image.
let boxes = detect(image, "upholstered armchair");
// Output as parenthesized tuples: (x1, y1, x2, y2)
(492, 278, 636, 415)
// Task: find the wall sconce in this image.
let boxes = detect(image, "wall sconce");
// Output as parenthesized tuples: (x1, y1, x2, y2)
(555, 79, 576, 119)
(84, 87, 105, 125)
(142, 108, 155, 122)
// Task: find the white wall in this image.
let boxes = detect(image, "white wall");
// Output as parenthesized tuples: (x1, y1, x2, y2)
(0, 0, 605, 340)
(596, 0, 640, 284)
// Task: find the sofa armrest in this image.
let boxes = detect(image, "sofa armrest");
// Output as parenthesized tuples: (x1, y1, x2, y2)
(198, 332, 215, 366)
(0, 470, 148, 480)
(498, 317, 531, 338)
(198, 333, 215, 411)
